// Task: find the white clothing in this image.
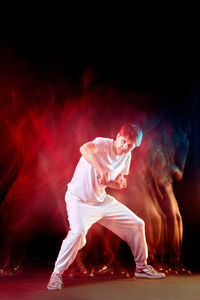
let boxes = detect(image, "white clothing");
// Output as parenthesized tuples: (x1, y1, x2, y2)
(53, 137, 148, 275)
(54, 191, 148, 275)
(67, 138, 131, 204)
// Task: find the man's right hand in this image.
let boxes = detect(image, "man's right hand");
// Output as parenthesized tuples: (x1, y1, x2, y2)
(97, 171, 109, 186)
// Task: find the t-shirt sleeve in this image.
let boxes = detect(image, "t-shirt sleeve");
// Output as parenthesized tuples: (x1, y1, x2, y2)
(92, 137, 108, 153)
(121, 153, 131, 175)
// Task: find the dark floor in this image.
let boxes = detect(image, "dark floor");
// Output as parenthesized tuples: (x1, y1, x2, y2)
(0, 262, 200, 300)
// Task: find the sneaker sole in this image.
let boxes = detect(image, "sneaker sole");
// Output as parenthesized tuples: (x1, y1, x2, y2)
(135, 273, 166, 279)
(47, 284, 63, 291)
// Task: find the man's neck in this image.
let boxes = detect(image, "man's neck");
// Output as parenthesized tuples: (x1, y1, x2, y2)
(112, 140, 118, 155)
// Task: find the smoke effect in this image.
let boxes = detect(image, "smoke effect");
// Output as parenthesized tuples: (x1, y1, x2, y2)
(0, 53, 190, 275)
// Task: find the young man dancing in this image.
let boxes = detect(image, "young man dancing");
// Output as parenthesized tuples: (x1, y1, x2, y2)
(47, 124, 166, 290)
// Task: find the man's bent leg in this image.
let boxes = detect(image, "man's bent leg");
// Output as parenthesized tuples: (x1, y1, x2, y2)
(98, 195, 165, 278)
(48, 192, 103, 291)
(53, 192, 102, 275)
(99, 195, 148, 269)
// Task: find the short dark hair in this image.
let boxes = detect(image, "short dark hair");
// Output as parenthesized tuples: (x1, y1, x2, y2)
(119, 124, 143, 147)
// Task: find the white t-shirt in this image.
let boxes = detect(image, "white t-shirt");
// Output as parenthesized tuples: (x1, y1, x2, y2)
(67, 137, 131, 204)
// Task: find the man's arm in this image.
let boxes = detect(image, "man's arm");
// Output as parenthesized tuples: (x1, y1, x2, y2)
(80, 142, 109, 185)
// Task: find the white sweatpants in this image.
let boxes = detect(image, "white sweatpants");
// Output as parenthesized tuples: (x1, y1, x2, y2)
(54, 191, 148, 274)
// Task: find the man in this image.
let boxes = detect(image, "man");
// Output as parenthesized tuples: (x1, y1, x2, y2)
(47, 124, 166, 290)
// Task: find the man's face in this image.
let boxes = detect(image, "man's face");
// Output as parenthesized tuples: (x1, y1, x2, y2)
(115, 134, 136, 155)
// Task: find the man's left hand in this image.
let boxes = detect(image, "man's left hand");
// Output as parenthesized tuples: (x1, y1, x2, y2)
(115, 175, 127, 189)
